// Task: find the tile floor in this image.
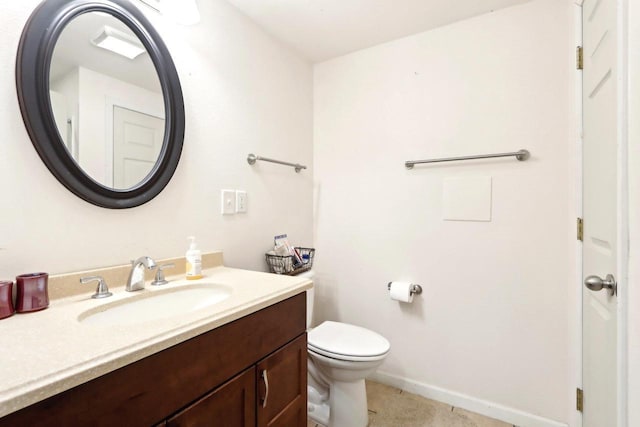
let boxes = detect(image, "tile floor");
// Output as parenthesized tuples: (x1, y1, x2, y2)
(307, 380, 515, 427)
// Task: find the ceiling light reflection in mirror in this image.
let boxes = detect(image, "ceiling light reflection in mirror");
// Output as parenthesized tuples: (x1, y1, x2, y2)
(91, 25, 146, 59)
(49, 11, 165, 190)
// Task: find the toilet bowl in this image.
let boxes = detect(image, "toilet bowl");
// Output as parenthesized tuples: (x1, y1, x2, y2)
(302, 271, 390, 427)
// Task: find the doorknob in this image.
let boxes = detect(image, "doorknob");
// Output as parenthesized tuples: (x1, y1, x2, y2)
(584, 274, 617, 296)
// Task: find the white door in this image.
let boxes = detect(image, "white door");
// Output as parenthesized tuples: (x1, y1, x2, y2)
(112, 106, 165, 189)
(582, 0, 618, 425)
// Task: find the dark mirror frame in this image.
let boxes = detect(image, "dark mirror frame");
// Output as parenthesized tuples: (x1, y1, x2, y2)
(16, 0, 185, 209)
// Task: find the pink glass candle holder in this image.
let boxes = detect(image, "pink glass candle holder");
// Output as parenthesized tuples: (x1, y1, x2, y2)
(0, 281, 14, 319)
(16, 273, 49, 313)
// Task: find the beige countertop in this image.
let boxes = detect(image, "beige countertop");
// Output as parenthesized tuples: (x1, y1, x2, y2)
(0, 263, 312, 418)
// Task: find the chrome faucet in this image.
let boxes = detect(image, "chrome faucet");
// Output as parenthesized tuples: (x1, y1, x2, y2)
(126, 256, 157, 292)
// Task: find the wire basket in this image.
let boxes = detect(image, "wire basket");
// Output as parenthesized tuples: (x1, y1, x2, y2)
(265, 247, 315, 275)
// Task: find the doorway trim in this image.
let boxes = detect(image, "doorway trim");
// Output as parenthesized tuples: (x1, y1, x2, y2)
(572, 3, 583, 427)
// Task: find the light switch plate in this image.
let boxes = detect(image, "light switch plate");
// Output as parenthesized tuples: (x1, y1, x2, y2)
(236, 190, 247, 213)
(221, 190, 235, 215)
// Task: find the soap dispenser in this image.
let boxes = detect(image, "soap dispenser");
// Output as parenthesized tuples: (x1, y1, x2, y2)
(186, 236, 202, 280)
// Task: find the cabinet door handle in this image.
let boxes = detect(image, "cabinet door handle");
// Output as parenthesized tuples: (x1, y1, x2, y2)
(261, 369, 269, 408)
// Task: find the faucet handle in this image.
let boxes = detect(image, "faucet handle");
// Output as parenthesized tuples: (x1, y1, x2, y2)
(151, 263, 176, 286)
(80, 275, 113, 299)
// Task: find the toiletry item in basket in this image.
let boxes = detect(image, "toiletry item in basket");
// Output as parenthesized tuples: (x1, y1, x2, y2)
(185, 236, 202, 280)
(274, 234, 302, 264)
(274, 245, 290, 256)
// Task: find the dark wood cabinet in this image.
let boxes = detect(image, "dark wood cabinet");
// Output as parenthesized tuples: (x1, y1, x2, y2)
(257, 334, 307, 427)
(163, 334, 307, 427)
(0, 293, 307, 427)
(166, 367, 256, 427)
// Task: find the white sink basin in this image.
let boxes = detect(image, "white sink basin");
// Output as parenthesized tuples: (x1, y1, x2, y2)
(78, 284, 232, 326)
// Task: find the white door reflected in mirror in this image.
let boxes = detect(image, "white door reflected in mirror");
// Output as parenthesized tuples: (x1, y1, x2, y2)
(113, 107, 164, 189)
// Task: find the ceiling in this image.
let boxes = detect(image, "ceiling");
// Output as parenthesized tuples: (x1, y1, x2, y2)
(50, 11, 161, 93)
(223, 0, 533, 63)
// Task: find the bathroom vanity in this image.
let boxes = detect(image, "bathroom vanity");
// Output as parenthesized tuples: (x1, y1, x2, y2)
(0, 256, 311, 426)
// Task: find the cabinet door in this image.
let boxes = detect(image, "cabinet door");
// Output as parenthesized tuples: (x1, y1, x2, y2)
(257, 334, 307, 427)
(166, 367, 256, 427)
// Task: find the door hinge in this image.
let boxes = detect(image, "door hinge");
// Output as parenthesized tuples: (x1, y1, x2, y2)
(577, 218, 584, 241)
(576, 46, 584, 70)
(577, 388, 584, 412)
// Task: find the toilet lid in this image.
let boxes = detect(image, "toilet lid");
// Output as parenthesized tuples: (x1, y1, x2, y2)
(308, 321, 390, 359)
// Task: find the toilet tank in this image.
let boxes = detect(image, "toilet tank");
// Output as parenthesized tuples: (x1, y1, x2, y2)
(298, 270, 314, 328)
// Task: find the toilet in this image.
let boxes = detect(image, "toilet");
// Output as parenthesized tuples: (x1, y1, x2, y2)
(302, 271, 390, 427)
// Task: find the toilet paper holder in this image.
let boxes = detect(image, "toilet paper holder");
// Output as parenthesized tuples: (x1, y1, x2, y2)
(387, 282, 423, 295)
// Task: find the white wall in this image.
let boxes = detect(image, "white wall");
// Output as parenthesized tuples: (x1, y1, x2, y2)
(313, 0, 575, 424)
(0, 0, 313, 277)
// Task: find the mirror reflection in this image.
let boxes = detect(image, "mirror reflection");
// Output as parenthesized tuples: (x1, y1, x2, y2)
(49, 12, 165, 190)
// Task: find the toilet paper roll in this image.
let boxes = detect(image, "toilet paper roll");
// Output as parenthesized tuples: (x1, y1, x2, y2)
(389, 281, 414, 303)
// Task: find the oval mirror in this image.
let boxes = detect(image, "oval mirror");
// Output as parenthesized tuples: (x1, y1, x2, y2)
(16, 0, 185, 208)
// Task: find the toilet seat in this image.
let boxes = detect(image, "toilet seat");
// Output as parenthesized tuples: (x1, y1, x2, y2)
(308, 321, 390, 362)
(308, 346, 388, 363)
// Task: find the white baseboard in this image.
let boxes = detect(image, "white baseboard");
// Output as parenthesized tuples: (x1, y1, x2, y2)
(368, 371, 568, 427)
